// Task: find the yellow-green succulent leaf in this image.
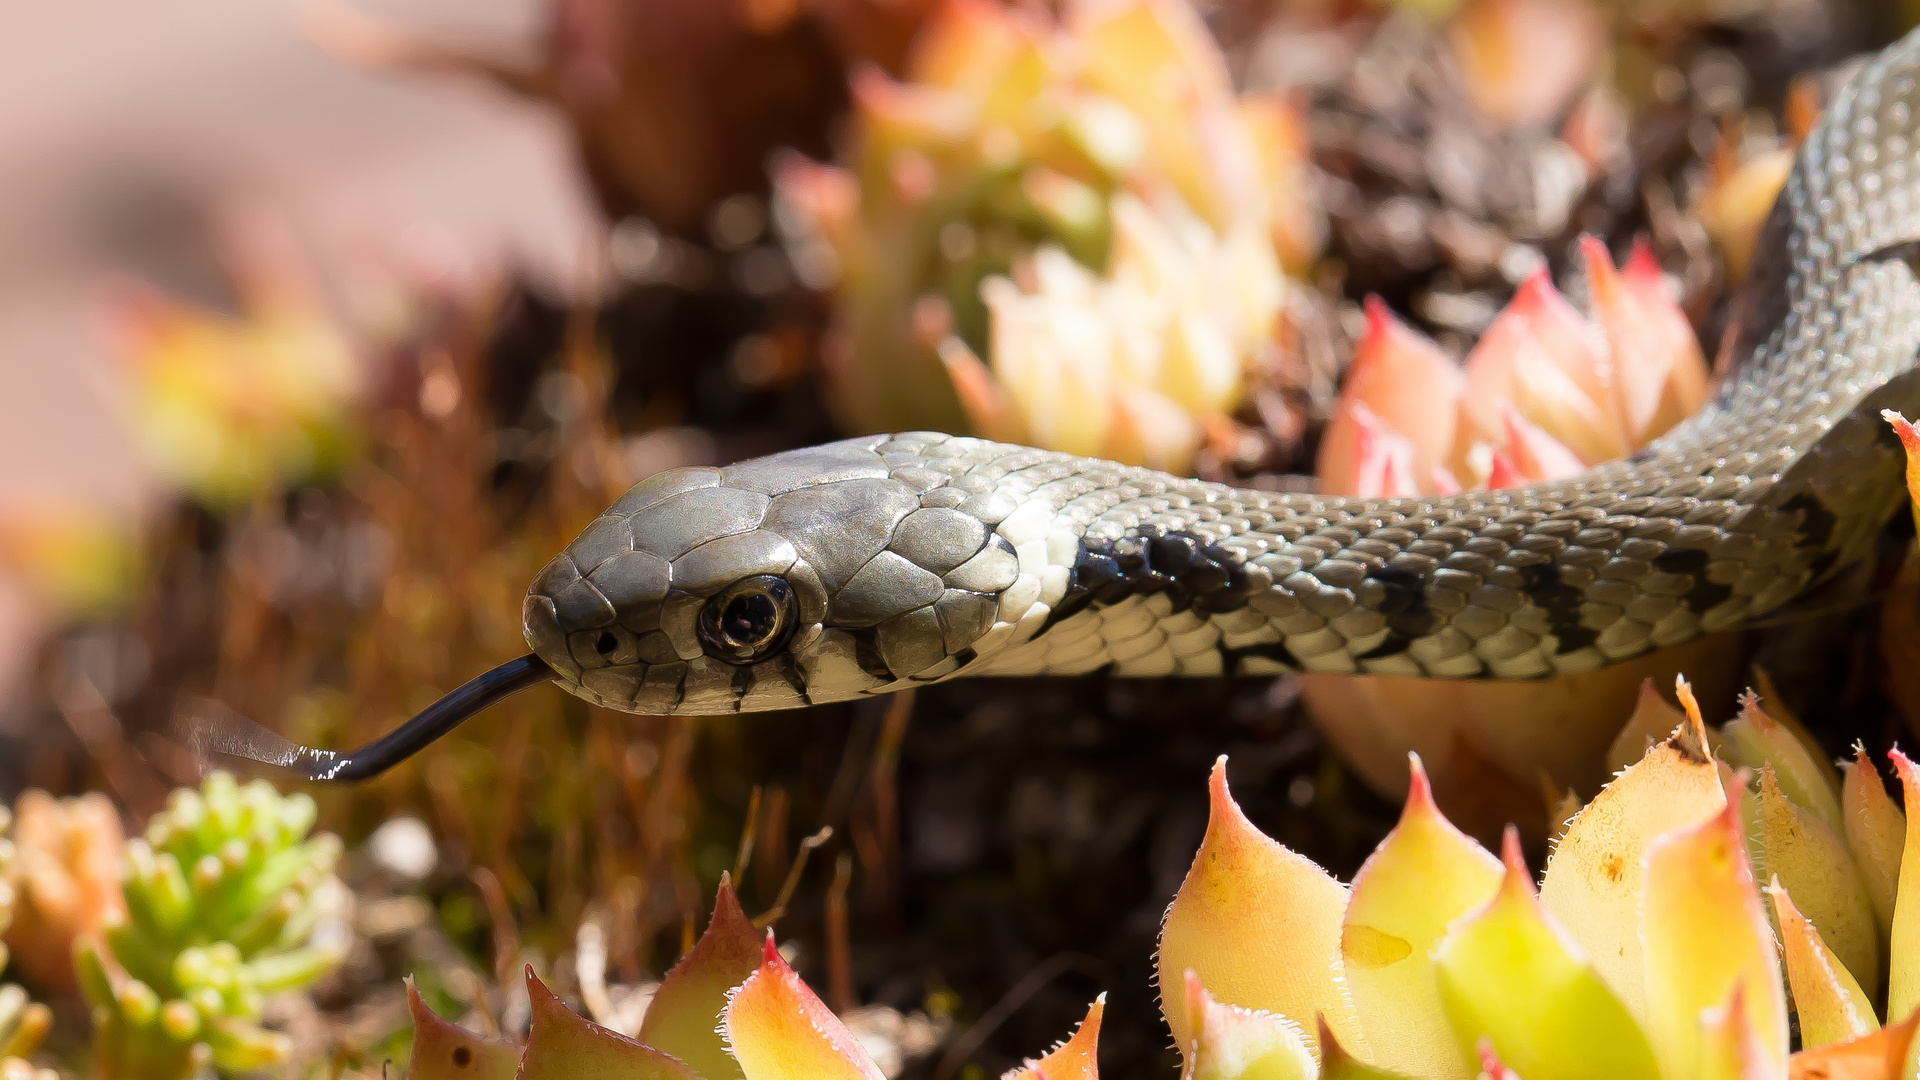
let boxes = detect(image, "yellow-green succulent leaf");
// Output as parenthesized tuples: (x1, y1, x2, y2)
(723, 933, 886, 1080)
(1183, 972, 1315, 1080)
(1784, 1011, 1917, 1080)
(520, 969, 699, 1080)
(1766, 881, 1876, 1050)
(1004, 996, 1103, 1080)
(1432, 828, 1659, 1080)
(1723, 694, 1845, 834)
(1886, 749, 1920, 1023)
(1603, 678, 1687, 776)
(1158, 757, 1362, 1063)
(1695, 982, 1777, 1080)
(1340, 754, 1501, 1080)
(1539, 682, 1727, 1020)
(1641, 797, 1788, 1078)
(1754, 769, 1880, 995)
(636, 875, 762, 1080)
(1316, 1017, 1410, 1080)
(1841, 745, 1906, 941)
(405, 980, 523, 1080)
(1884, 410, 1920, 538)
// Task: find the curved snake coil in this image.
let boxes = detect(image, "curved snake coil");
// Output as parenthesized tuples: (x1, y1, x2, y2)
(204, 28, 1920, 781)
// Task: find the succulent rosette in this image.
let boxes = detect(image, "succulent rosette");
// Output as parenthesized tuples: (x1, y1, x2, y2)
(75, 773, 348, 1080)
(776, 0, 1320, 471)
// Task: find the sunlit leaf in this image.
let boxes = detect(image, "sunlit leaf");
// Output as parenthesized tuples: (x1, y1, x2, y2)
(1696, 982, 1777, 1080)
(1766, 880, 1876, 1050)
(1462, 265, 1620, 467)
(1786, 1014, 1918, 1080)
(723, 933, 885, 1080)
(1340, 755, 1500, 1079)
(1603, 678, 1686, 775)
(1158, 757, 1363, 1062)
(1753, 768, 1878, 995)
(1539, 683, 1726, 1018)
(1181, 972, 1315, 1080)
(1840, 745, 1905, 941)
(1432, 828, 1659, 1080)
(1641, 798, 1787, 1079)
(520, 969, 699, 1080)
(1583, 236, 1708, 444)
(1723, 693, 1844, 835)
(1315, 1017, 1407, 1080)
(1885, 750, 1920, 1024)
(1883, 410, 1920, 536)
(638, 875, 763, 1080)
(1316, 298, 1462, 498)
(1004, 995, 1103, 1080)
(404, 979, 523, 1080)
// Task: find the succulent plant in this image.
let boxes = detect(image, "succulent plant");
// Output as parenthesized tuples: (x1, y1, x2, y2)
(3, 791, 127, 991)
(75, 772, 348, 1080)
(100, 212, 362, 509)
(0, 808, 54, 1080)
(1318, 237, 1707, 499)
(400, 656, 1920, 1080)
(775, 0, 1320, 468)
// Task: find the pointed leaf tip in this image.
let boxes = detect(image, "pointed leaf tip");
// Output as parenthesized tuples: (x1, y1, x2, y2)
(1339, 757, 1499, 1078)
(724, 932, 883, 1080)
(1540, 682, 1727, 1019)
(404, 979, 523, 1080)
(1892, 410, 1920, 541)
(1005, 996, 1104, 1080)
(1786, 1012, 1918, 1080)
(1183, 974, 1316, 1080)
(1434, 849, 1660, 1080)
(1765, 880, 1875, 1050)
(520, 969, 699, 1080)
(1753, 767, 1878, 995)
(639, 878, 764, 1080)
(1840, 745, 1905, 941)
(1641, 795, 1787, 1078)
(1886, 749, 1920, 1023)
(1161, 757, 1362, 1062)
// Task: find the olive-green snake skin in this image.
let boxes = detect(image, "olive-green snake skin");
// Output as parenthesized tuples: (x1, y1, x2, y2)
(202, 28, 1920, 781)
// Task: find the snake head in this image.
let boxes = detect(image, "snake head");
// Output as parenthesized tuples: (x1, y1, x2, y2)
(522, 435, 1025, 714)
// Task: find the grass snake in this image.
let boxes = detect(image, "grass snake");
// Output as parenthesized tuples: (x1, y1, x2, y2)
(199, 27, 1920, 781)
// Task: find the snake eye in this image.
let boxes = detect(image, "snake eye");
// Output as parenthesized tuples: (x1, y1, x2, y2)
(696, 575, 797, 664)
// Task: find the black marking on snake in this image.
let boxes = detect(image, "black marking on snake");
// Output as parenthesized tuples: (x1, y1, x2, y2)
(1782, 493, 1837, 550)
(1520, 563, 1598, 652)
(731, 663, 756, 706)
(769, 654, 811, 704)
(1650, 546, 1736, 613)
(1046, 530, 1252, 634)
(844, 628, 896, 680)
(1355, 566, 1437, 659)
(1222, 641, 1297, 675)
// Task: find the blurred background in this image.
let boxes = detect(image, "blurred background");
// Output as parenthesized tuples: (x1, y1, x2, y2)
(1, 0, 1915, 1074)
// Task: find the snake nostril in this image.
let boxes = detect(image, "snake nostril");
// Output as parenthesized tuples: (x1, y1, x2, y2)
(595, 631, 619, 656)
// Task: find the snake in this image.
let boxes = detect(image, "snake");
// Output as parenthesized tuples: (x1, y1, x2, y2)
(199, 29, 1920, 783)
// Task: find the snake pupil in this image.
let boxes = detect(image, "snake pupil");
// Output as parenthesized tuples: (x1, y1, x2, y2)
(696, 575, 797, 664)
(722, 594, 778, 645)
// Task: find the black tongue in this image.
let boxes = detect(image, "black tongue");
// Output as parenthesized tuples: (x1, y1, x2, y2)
(164, 654, 555, 783)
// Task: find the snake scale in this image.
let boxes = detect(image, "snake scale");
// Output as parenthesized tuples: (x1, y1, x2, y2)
(203, 28, 1920, 781)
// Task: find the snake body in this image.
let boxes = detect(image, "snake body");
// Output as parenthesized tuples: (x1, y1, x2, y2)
(196, 30, 1920, 780)
(522, 30, 1920, 716)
